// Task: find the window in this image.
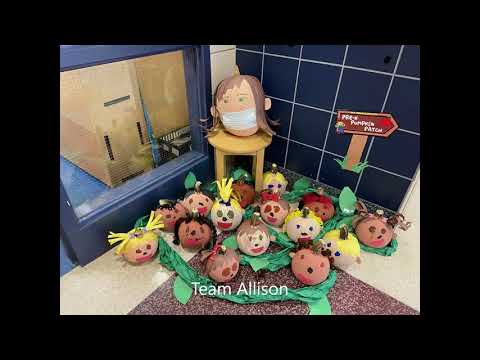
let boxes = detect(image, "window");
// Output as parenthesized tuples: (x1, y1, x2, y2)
(60, 50, 194, 217)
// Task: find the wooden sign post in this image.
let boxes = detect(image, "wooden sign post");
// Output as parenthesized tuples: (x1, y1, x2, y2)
(334, 111, 398, 173)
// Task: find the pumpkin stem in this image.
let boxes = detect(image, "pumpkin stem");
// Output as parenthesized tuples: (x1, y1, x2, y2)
(374, 209, 384, 218)
(159, 199, 172, 206)
(339, 224, 348, 240)
(316, 187, 324, 196)
(251, 212, 260, 227)
(271, 163, 278, 174)
(194, 181, 202, 193)
(302, 207, 310, 218)
(192, 208, 199, 219)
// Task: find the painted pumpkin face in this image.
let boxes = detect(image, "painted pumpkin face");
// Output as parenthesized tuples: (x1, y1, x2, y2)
(260, 199, 289, 227)
(286, 214, 322, 244)
(263, 179, 287, 195)
(355, 217, 394, 248)
(236, 220, 271, 256)
(211, 202, 243, 232)
(307, 201, 335, 222)
(205, 248, 240, 282)
(321, 228, 361, 269)
(176, 219, 213, 250)
(122, 231, 158, 264)
(232, 182, 256, 208)
(291, 248, 330, 285)
(183, 192, 213, 216)
(155, 202, 187, 232)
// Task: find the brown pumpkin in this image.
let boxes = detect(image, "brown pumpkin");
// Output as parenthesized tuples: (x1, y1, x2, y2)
(290, 243, 330, 286)
(258, 189, 289, 227)
(173, 210, 216, 250)
(299, 188, 335, 222)
(201, 244, 240, 283)
(154, 200, 187, 232)
(352, 209, 411, 248)
(232, 181, 256, 209)
(181, 181, 214, 216)
(236, 212, 271, 256)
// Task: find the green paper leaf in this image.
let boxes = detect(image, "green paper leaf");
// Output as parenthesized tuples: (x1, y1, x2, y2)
(232, 168, 253, 183)
(339, 187, 357, 215)
(173, 276, 193, 305)
(308, 296, 332, 315)
(351, 161, 369, 174)
(248, 257, 270, 272)
(334, 157, 348, 169)
(293, 177, 311, 192)
(223, 235, 238, 250)
(336, 215, 354, 231)
(184, 172, 197, 190)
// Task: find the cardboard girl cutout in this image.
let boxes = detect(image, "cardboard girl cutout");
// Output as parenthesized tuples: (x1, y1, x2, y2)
(207, 73, 279, 137)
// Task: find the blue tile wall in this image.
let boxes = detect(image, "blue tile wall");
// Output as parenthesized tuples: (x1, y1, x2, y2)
(302, 45, 346, 64)
(356, 167, 412, 211)
(262, 55, 298, 100)
(267, 98, 292, 138)
(290, 105, 330, 149)
(265, 45, 301, 57)
(335, 69, 391, 112)
(236, 45, 420, 211)
(236, 51, 262, 80)
(397, 45, 420, 78)
(296, 62, 341, 110)
(346, 45, 401, 73)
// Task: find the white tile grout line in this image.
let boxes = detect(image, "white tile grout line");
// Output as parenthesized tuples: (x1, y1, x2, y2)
(273, 134, 414, 181)
(316, 45, 349, 181)
(354, 45, 406, 194)
(236, 47, 421, 81)
(282, 45, 303, 168)
(260, 45, 265, 84)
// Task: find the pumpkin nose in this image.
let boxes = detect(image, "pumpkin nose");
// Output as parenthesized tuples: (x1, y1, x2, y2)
(301, 232, 308, 236)
(270, 212, 274, 216)
(199, 202, 204, 206)
(191, 230, 196, 236)
(307, 267, 313, 274)
(222, 217, 228, 222)
(143, 251, 148, 255)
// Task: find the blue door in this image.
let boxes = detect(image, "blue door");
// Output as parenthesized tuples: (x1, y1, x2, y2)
(60, 45, 212, 266)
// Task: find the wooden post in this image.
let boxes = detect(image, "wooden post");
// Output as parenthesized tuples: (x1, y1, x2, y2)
(345, 134, 368, 170)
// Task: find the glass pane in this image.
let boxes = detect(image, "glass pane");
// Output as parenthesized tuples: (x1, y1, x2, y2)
(60, 50, 192, 218)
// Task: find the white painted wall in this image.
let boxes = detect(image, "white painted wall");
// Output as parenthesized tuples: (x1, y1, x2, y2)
(209, 45, 236, 97)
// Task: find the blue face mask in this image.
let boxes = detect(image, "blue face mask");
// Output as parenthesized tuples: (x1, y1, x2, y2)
(221, 108, 257, 131)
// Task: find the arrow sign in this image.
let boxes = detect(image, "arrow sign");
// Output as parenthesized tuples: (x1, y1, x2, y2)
(334, 111, 399, 172)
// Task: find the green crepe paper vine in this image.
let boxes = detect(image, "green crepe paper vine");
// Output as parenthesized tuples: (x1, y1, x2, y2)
(135, 215, 336, 305)
(157, 234, 337, 305)
(281, 177, 339, 206)
(359, 238, 398, 256)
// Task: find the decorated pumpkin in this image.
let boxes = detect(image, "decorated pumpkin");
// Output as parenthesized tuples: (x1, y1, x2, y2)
(211, 178, 244, 232)
(173, 209, 216, 250)
(232, 174, 256, 209)
(284, 207, 323, 247)
(289, 242, 331, 286)
(154, 199, 187, 232)
(207, 73, 278, 137)
(201, 244, 240, 283)
(262, 163, 288, 194)
(236, 212, 272, 256)
(320, 225, 361, 269)
(182, 172, 214, 216)
(352, 208, 411, 248)
(107, 211, 163, 264)
(299, 188, 335, 222)
(259, 189, 290, 227)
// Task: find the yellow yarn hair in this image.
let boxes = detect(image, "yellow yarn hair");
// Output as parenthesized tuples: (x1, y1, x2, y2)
(323, 229, 361, 257)
(212, 197, 242, 212)
(263, 171, 287, 187)
(284, 208, 323, 227)
(107, 211, 164, 255)
(216, 177, 234, 203)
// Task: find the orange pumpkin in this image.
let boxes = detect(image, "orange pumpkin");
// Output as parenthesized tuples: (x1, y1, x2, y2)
(201, 244, 240, 283)
(154, 200, 187, 232)
(290, 244, 331, 285)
